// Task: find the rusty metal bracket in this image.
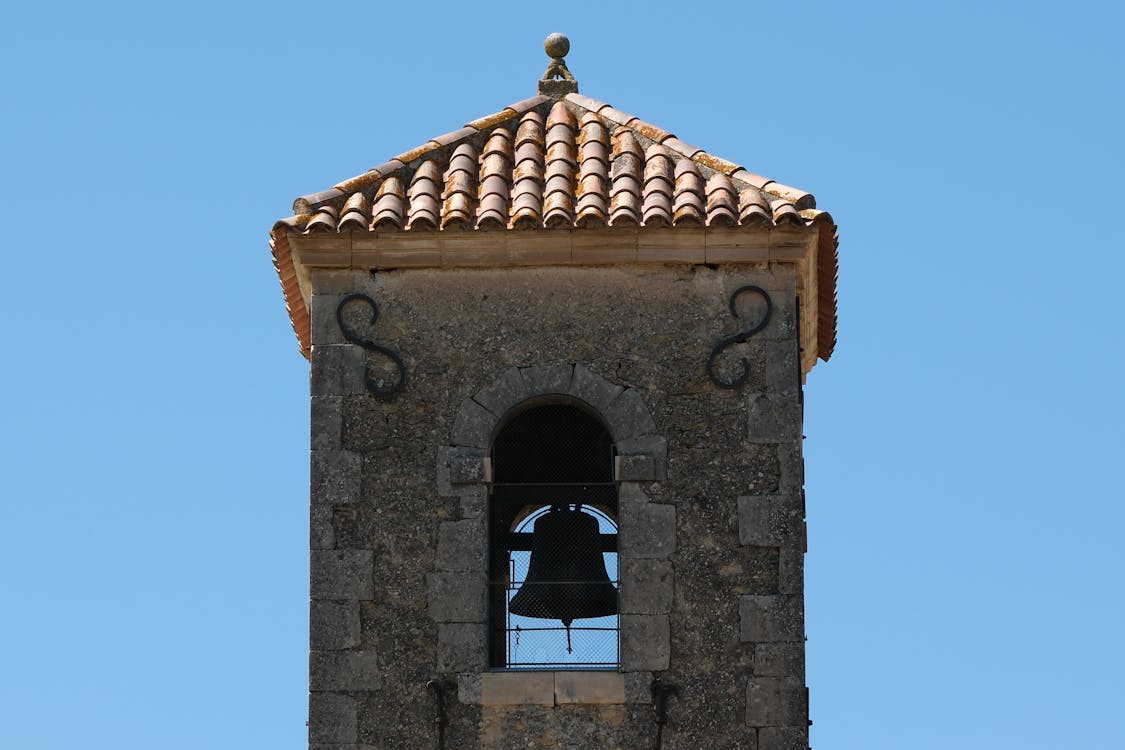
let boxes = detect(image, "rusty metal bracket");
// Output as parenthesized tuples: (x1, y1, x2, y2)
(336, 293, 406, 398)
(652, 678, 681, 750)
(706, 285, 773, 389)
(427, 679, 455, 750)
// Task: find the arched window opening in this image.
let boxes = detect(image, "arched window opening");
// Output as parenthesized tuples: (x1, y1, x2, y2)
(488, 403, 619, 669)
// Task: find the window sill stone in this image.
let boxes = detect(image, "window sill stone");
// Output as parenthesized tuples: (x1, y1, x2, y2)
(469, 671, 634, 706)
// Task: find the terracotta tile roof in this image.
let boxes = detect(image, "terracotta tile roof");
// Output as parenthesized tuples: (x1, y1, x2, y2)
(271, 92, 838, 368)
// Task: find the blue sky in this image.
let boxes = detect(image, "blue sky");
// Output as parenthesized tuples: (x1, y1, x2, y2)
(2, 1, 1122, 747)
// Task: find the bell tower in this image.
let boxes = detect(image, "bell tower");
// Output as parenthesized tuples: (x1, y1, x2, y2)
(270, 34, 838, 750)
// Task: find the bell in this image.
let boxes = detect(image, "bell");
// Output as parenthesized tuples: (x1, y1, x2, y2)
(509, 505, 618, 630)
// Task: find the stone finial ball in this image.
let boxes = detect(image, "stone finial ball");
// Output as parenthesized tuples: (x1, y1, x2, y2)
(544, 33, 570, 59)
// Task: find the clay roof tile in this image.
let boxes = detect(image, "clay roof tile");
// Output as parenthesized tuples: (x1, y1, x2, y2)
(305, 209, 338, 233)
(705, 174, 738, 227)
(477, 193, 509, 230)
(770, 199, 803, 225)
(738, 186, 773, 226)
(545, 141, 578, 167)
(406, 193, 439, 230)
(577, 113, 606, 145)
(515, 111, 545, 147)
(547, 100, 577, 129)
(482, 127, 512, 154)
(609, 174, 641, 200)
(394, 138, 444, 163)
(643, 145, 674, 193)
(428, 126, 478, 148)
(642, 189, 674, 227)
(338, 192, 371, 231)
(411, 160, 443, 186)
(611, 129, 643, 158)
(479, 173, 510, 198)
(662, 137, 703, 159)
(513, 159, 545, 184)
(630, 120, 675, 143)
(674, 161, 704, 203)
(579, 139, 608, 166)
(564, 93, 608, 112)
(464, 108, 519, 132)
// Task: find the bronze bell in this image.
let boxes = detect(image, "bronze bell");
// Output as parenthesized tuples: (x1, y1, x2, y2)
(509, 505, 618, 628)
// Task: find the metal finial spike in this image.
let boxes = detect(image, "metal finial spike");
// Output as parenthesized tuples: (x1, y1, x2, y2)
(539, 33, 578, 96)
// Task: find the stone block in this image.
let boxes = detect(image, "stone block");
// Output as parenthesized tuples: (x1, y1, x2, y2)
(746, 393, 801, 443)
(753, 337, 802, 394)
(738, 495, 770, 546)
(621, 614, 670, 671)
(310, 269, 369, 296)
(480, 672, 554, 706)
(752, 288, 798, 340)
(436, 623, 486, 673)
(618, 482, 652, 504)
(603, 388, 657, 439)
(758, 726, 809, 750)
(310, 506, 335, 550)
(746, 678, 807, 727)
(311, 600, 361, 650)
(311, 397, 343, 451)
(456, 673, 483, 705)
(619, 501, 676, 560)
(569, 364, 624, 411)
(426, 571, 486, 623)
(437, 446, 487, 497)
(310, 650, 381, 691)
(311, 550, 374, 600)
(309, 293, 346, 347)
(739, 595, 803, 643)
(751, 262, 796, 291)
(450, 454, 489, 484)
(616, 434, 668, 480)
(309, 693, 357, 744)
(616, 454, 656, 481)
(741, 545, 781, 594)
(738, 495, 804, 547)
(450, 398, 496, 449)
(778, 443, 805, 494)
(753, 642, 805, 679)
(554, 672, 626, 704)
(458, 486, 487, 518)
(778, 547, 804, 595)
(311, 344, 367, 396)
(620, 559, 673, 614)
(519, 362, 573, 395)
(472, 367, 530, 417)
(311, 450, 362, 505)
(434, 518, 486, 572)
(622, 671, 655, 704)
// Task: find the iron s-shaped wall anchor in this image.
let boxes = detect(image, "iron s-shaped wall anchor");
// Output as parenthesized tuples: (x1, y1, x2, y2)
(706, 285, 773, 389)
(335, 293, 406, 398)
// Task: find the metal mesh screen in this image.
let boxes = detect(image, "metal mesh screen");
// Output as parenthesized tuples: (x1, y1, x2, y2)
(489, 404, 619, 669)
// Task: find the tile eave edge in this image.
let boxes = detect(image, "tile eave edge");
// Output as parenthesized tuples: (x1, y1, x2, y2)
(286, 226, 826, 268)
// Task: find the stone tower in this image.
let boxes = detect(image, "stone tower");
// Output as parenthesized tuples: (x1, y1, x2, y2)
(270, 35, 838, 750)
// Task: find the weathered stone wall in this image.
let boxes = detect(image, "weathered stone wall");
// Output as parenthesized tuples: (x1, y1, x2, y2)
(307, 263, 807, 749)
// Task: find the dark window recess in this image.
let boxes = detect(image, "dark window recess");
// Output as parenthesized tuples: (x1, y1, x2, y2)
(488, 404, 619, 669)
